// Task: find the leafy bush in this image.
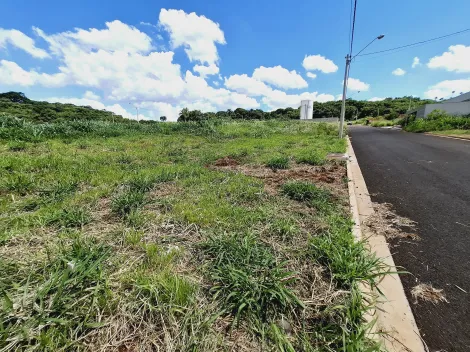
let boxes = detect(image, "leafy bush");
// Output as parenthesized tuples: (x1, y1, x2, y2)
(405, 110, 470, 132)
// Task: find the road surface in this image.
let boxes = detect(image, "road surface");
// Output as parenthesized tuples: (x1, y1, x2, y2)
(349, 126, 470, 352)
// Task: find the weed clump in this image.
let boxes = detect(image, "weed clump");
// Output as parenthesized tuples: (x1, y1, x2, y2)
(0, 238, 110, 350)
(202, 233, 303, 323)
(296, 151, 325, 166)
(281, 181, 331, 210)
(47, 206, 92, 228)
(266, 155, 290, 170)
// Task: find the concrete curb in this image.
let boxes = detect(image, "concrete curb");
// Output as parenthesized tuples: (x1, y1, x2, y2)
(347, 138, 426, 352)
(423, 132, 470, 142)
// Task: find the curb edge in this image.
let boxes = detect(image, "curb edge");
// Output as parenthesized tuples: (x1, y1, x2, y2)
(346, 138, 426, 352)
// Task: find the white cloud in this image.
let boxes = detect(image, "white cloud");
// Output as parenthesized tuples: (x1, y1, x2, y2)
(412, 57, 420, 68)
(306, 72, 317, 79)
(1, 16, 341, 120)
(224, 74, 273, 96)
(424, 78, 470, 99)
(0, 28, 49, 59)
(83, 90, 100, 100)
(343, 77, 370, 91)
(0, 60, 67, 87)
(335, 94, 343, 101)
(34, 21, 152, 54)
(368, 97, 385, 102)
(158, 9, 225, 65)
(392, 68, 406, 76)
(252, 65, 307, 89)
(302, 55, 338, 73)
(261, 90, 334, 110)
(427, 45, 470, 73)
(193, 63, 219, 77)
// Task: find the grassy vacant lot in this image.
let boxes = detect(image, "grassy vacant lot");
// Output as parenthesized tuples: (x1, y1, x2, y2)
(0, 118, 387, 351)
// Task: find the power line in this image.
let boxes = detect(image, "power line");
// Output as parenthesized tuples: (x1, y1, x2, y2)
(348, 0, 353, 51)
(356, 28, 470, 57)
(349, 0, 358, 56)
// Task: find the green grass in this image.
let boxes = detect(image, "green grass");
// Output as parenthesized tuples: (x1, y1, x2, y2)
(404, 110, 470, 132)
(0, 118, 387, 351)
(266, 155, 290, 170)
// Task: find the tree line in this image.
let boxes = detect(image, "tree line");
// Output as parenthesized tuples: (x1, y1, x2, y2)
(1, 92, 435, 124)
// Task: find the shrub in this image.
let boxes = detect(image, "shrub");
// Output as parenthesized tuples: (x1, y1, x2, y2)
(404, 110, 470, 133)
(266, 156, 290, 170)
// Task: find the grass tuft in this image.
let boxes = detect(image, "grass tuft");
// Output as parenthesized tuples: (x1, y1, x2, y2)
(0, 238, 110, 351)
(281, 181, 332, 211)
(266, 156, 290, 170)
(111, 189, 146, 217)
(202, 233, 303, 323)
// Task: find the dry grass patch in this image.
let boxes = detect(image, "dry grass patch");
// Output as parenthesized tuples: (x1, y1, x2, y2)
(411, 283, 449, 304)
(365, 202, 420, 241)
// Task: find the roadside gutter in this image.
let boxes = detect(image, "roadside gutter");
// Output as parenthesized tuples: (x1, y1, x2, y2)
(346, 138, 426, 352)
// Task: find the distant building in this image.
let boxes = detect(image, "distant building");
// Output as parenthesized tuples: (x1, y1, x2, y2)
(300, 100, 313, 120)
(410, 91, 470, 118)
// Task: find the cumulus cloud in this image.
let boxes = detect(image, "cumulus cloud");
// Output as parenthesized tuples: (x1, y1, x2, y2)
(343, 78, 370, 91)
(424, 78, 470, 99)
(306, 72, 317, 79)
(0, 60, 67, 87)
(224, 74, 272, 96)
(83, 90, 100, 100)
(392, 68, 406, 76)
(412, 57, 420, 68)
(368, 97, 385, 102)
(0, 14, 340, 120)
(193, 63, 219, 77)
(158, 9, 225, 65)
(302, 55, 338, 73)
(0, 28, 49, 58)
(252, 65, 307, 89)
(427, 45, 470, 73)
(34, 21, 152, 54)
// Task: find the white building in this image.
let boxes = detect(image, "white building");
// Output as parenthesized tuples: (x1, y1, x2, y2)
(300, 100, 313, 120)
(413, 91, 470, 118)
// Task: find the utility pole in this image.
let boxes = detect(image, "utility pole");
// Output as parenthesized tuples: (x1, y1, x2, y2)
(338, 34, 384, 138)
(339, 54, 351, 139)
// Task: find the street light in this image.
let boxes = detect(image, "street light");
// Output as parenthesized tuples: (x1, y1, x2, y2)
(339, 34, 385, 138)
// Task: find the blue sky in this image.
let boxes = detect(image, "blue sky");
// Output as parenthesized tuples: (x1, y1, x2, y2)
(1, 0, 470, 120)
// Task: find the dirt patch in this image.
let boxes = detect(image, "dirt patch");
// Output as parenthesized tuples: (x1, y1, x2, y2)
(365, 202, 420, 241)
(214, 156, 240, 167)
(211, 161, 347, 199)
(411, 283, 449, 304)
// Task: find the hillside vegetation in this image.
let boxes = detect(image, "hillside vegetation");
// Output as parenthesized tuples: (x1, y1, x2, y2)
(1, 91, 434, 123)
(0, 92, 125, 123)
(0, 117, 388, 351)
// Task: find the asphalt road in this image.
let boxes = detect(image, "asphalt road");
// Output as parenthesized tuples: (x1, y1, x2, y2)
(349, 126, 470, 352)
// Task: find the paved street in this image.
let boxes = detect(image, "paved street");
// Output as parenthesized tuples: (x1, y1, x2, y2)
(349, 126, 470, 352)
